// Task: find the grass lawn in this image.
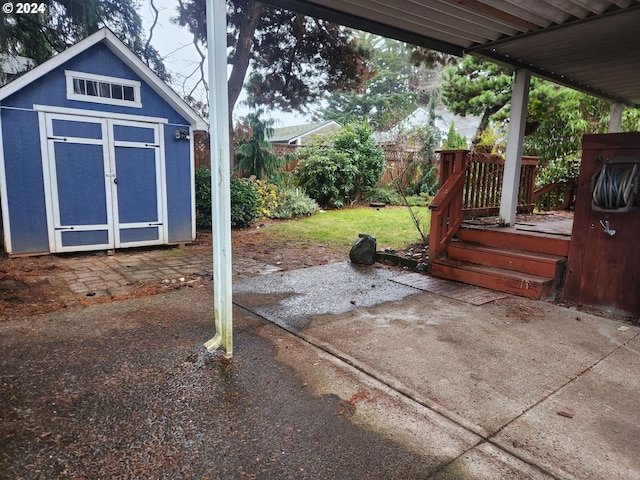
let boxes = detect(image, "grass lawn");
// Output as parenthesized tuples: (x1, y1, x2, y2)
(268, 205, 429, 250)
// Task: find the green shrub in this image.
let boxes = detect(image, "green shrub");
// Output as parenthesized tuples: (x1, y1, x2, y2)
(535, 157, 580, 187)
(365, 186, 404, 206)
(230, 177, 260, 228)
(417, 162, 440, 196)
(271, 188, 319, 219)
(440, 122, 469, 150)
(295, 123, 385, 208)
(250, 178, 279, 218)
(195, 166, 212, 229)
(194, 167, 260, 229)
(295, 149, 357, 208)
(332, 123, 385, 189)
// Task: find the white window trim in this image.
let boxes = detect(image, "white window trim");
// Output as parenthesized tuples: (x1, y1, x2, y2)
(65, 70, 142, 108)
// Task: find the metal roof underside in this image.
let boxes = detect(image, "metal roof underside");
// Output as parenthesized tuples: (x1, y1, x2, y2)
(261, 0, 640, 107)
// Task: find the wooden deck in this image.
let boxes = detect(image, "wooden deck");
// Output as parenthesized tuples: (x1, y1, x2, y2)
(462, 211, 574, 237)
(431, 212, 573, 300)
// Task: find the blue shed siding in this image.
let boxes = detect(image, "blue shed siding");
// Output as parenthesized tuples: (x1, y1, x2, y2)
(4, 44, 189, 126)
(164, 129, 193, 243)
(1, 108, 50, 253)
(0, 41, 195, 254)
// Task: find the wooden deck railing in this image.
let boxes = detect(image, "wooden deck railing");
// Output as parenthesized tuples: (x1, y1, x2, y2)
(438, 150, 539, 216)
(429, 150, 576, 259)
(429, 150, 540, 259)
(533, 179, 577, 211)
(429, 150, 469, 258)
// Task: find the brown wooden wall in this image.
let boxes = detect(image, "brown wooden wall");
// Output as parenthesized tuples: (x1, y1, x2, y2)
(563, 133, 640, 316)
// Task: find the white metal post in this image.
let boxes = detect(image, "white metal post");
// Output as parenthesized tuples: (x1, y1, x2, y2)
(499, 68, 530, 226)
(203, 0, 233, 357)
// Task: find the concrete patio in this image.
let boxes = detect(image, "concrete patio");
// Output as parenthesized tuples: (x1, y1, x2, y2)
(1, 260, 638, 479)
(234, 262, 640, 479)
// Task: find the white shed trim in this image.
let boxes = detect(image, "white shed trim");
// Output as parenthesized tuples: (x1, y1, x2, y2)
(0, 29, 207, 130)
(33, 104, 169, 124)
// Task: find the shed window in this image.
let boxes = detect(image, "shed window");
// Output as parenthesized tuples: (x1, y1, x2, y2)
(66, 70, 141, 108)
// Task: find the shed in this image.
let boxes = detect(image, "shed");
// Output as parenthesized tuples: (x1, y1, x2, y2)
(0, 28, 206, 256)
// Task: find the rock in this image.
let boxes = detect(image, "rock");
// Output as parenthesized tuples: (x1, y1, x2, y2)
(415, 263, 428, 273)
(349, 233, 377, 265)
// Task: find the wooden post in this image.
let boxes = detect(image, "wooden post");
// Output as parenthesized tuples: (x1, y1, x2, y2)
(499, 69, 530, 226)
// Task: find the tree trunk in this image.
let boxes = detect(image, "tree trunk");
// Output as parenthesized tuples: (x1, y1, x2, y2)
(227, 2, 263, 128)
(472, 105, 501, 146)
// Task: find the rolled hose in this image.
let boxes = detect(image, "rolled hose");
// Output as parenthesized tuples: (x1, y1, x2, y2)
(592, 164, 638, 209)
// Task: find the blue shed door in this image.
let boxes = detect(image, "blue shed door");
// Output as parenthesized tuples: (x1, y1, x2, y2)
(111, 119, 166, 248)
(44, 113, 167, 252)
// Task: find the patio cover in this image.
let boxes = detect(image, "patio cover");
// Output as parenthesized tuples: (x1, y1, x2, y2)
(262, 0, 640, 108)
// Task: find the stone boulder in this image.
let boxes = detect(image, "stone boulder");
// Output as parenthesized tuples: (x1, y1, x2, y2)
(349, 233, 377, 265)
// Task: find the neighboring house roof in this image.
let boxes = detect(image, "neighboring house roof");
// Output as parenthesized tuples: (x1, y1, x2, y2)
(373, 107, 479, 145)
(269, 120, 340, 144)
(0, 54, 34, 76)
(0, 28, 207, 130)
(434, 108, 480, 143)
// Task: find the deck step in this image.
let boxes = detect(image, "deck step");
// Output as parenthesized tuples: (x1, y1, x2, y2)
(431, 258, 554, 300)
(457, 225, 570, 257)
(447, 241, 566, 278)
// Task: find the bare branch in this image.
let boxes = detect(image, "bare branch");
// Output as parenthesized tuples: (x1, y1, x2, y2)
(191, 34, 208, 99)
(175, 0, 208, 101)
(145, 0, 160, 52)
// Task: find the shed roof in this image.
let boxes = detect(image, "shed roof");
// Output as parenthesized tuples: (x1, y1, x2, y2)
(263, 0, 640, 107)
(0, 28, 207, 129)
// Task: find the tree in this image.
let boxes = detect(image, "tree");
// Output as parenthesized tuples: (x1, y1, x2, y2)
(441, 122, 468, 150)
(234, 110, 282, 179)
(174, 0, 372, 124)
(320, 34, 417, 130)
(441, 55, 512, 142)
(320, 35, 457, 131)
(524, 88, 610, 162)
(395, 99, 442, 197)
(440, 54, 639, 165)
(0, 0, 168, 81)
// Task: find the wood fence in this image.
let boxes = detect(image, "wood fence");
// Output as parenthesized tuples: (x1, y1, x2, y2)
(194, 132, 419, 187)
(193, 130, 210, 170)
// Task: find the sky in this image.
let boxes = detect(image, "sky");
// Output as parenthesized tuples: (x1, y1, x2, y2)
(139, 0, 309, 128)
